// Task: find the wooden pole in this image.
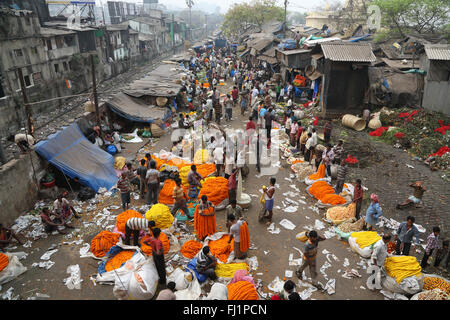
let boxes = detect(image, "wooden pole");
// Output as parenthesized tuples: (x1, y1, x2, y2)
(90, 54, 102, 136)
(17, 68, 33, 135)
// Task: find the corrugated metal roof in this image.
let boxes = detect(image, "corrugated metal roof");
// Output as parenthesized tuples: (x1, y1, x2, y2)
(425, 44, 450, 61)
(321, 42, 376, 62)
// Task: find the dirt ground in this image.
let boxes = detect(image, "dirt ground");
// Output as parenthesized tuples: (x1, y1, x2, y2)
(1, 65, 449, 301)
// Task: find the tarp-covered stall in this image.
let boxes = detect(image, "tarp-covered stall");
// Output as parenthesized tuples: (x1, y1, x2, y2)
(35, 123, 118, 192)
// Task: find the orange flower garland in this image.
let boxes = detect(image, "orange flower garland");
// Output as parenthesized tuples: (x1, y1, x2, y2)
(209, 235, 234, 263)
(0, 253, 9, 272)
(240, 222, 250, 253)
(140, 232, 170, 256)
(308, 164, 326, 180)
(180, 240, 203, 259)
(115, 210, 143, 233)
(309, 181, 347, 205)
(90, 231, 121, 258)
(194, 205, 216, 240)
(158, 180, 189, 205)
(227, 281, 258, 300)
(320, 194, 347, 205)
(104, 250, 135, 272)
(197, 177, 229, 205)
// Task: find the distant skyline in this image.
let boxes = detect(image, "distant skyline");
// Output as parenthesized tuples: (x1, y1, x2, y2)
(96, 0, 344, 14)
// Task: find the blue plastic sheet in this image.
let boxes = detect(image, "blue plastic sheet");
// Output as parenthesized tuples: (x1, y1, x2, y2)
(35, 123, 118, 192)
(186, 257, 208, 283)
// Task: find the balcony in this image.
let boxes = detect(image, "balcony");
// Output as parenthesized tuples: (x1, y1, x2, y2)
(46, 46, 79, 60)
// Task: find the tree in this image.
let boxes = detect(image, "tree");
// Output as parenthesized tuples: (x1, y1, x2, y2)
(221, 0, 284, 37)
(288, 12, 307, 25)
(374, 0, 450, 36)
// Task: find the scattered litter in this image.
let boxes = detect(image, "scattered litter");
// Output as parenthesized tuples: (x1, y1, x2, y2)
(35, 293, 51, 299)
(359, 285, 366, 290)
(279, 219, 296, 230)
(289, 258, 302, 266)
(268, 276, 284, 293)
(22, 241, 33, 248)
(256, 273, 263, 276)
(343, 258, 350, 267)
(342, 269, 362, 279)
(64, 265, 83, 290)
(264, 250, 269, 255)
(40, 249, 58, 261)
(324, 278, 336, 295)
(380, 290, 409, 300)
(406, 164, 414, 169)
(267, 223, 281, 234)
(283, 206, 298, 213)
(285, 270, 293, 278)
(314, 219, 325, 230)
(32, 261, 55, 270)
(247, 256, 259, 271)
(322, 249, 330, 255)
(1, 287, 19, 300)
(299, 287, 317, 300)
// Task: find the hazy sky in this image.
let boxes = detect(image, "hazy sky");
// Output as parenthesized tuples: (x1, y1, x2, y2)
(101, 0, 340, 13)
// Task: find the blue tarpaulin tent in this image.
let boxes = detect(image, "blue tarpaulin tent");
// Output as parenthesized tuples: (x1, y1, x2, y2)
(35, 123, 118, 192)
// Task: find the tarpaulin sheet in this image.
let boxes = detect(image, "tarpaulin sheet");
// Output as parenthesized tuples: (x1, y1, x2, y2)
(35, 123, 118, 192)
(107, 92, 168, 123)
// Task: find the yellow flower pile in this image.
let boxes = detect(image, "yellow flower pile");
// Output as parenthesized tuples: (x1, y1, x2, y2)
(194, 149, 209, 164)
(145, 203, 174, 230)
(384, 256, 422, 284)
(326, 203, 356, 224)
(215, 263, 249, 278)
(350, 231, 381, 248)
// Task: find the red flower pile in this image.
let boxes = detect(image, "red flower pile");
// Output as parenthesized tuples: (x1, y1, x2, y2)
(428, 146, 450, 158)
(345, 155, 359, 164)
(394, 132, 405, 139)
(369, 126, 390, 137)
(313, 116, 318, 126)
(398, 110, 419, 122)
(434, 120, 450, 135)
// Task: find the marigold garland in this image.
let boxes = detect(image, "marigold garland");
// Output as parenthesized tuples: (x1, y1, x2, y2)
(180, 240, 203, 259)
(308, 164, 325, 180)
(194, 205, 216, 240)
(215, 263, 249, 278)
(158, 179, 189, 205)
(320, 194, 347, 205)
(227, 281, 258, 300)
(104, 250, 135, 272)
(145, 203, 174, 230)
(0, 252, 9, 272)
(384, 256, 422, 284)
(197, 177, 229, 205)
(240, 222, 250, 253)
(116, 210, 143, 234)
(209, 235, 234, 263)
(90, 231, 121, 258)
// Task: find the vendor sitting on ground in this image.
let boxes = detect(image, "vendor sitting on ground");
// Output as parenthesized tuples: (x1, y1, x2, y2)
(396, 181, 427, 209)
(195, 246, 218, 280)
(7, 133, 35, 153)
(40, 207, 73, 234)
(54, 194, 80, 220)
(0, 223, 23, 252)
(125, 217, 155, 246)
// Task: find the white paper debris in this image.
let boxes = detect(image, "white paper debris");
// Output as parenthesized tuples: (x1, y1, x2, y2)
(314, 219, 325, 230)
(267, 223, 281, 234)
(299, 287, 317, 300)
(279, 219, 296, 230)
(40, 249, 58, 261)
(32, 261, 55, 270)
(264, 250, 270, 255)
(359, 285, 366, 290)
(23, 240, 33, 248)
(64, 265, 83, 290)
(268, 276, 284, 293)
(380, 290, 409, 300)
(283, 206, 298, 213)
(247, 256, 259, 271)
(1, 287, 19, 300)
(324, 278, 336, 295)
(343, 258, 350, 267)
(285, 270, 293, 278)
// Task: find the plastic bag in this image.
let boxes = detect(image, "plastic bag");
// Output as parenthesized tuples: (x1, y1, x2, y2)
(127, 259, 159, 300)
(348, 236, 373, 258)
(175, 269, 201, 300)
(0, 253, 27, 285)
(167, 268, 191, 291)
(382, 274, 424, 295)
(206, 283, 228, 300)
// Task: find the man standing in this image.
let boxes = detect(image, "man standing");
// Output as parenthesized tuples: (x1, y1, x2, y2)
(369, 234, 392, 288)
(227, 214, 248, 260)
(118, 172, 131, 210)
(323, 121, 332, 144)
(213, 144, 224, 177)
(227, 168, 238, 204)
(226, 199, 243, 219)
(264, 108, 274, 144)
(332, 140, 344, 164)
(232, 86, 239, 106)
(421, 226, 440, 268)
(322, 144, 335, 177)
(296, 230, 326, 290)
(394, 216, 420, 256)
(146, 160, 160, 205)
(136, 159, 148, 200)
(224, 94, 233, 121)
(353, 179, 363, 220)
(262, 177, 276, 225)
(335, 159, 348, 194)
(187, 165, 203, 199)
(171, 178, 193, 219)
(144, 228, 166, 285)
(214, 96, 223, 124)
(304, 133, 314, 164)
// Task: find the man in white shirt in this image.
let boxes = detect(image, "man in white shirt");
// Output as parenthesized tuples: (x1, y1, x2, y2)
(371, 234, 391, 267)
(213, 146, 224, 176)
(311, 128, 318, 147)
(305, 133, 314, 164)
(251, 87, 259, 100)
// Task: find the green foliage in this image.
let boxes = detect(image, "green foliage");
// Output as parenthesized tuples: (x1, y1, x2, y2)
(373, 29, 393, 43)
(374, 0, 450, 35)
(222, 0, 284, 37)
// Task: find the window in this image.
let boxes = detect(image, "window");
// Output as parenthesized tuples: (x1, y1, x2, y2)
(64, 35, 75, 47)
(25, 17, 31, 25)
(24, 75, 32, 87)
(46, 39, 52, 51)
(32, 72, 42, 84)
(55, 36, 64, 49)
(63, 61, 68, 71)
(54, 64, 59, 73)
(30, 47, 37, 55)
(13, 49, 23, 57)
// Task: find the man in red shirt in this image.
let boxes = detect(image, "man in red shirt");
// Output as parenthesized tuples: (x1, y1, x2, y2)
(144, 227, 166, 285)
(353, 179, 364, 220)
(231, 86, 239, 106)
(227, 169, 238, 204)
(246, 116, 256, 146)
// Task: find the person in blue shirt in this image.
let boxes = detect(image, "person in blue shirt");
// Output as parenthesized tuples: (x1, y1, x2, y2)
(364, 194, 382, 231)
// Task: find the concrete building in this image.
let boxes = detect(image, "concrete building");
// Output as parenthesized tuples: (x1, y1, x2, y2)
(421, 44, 450, 115)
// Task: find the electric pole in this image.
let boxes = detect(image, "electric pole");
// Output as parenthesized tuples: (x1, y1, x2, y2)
(172, 14, 176, 54)
(186, 0, 194, 40)
(205, 14, 208, 38)
(284, 0, 288, 35)
(17, 68, 33, 136)
(90, 54, 101, 136)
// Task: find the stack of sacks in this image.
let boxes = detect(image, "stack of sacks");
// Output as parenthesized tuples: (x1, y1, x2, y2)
(198, 177, 229, 205)
(145, 204, 174, 230)
(90, 231, 121, 258)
